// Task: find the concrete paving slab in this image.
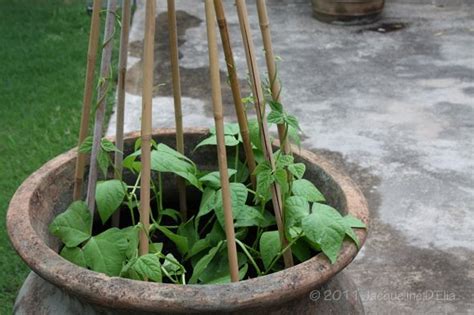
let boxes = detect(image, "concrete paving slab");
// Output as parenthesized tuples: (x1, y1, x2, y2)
(107, 0, 474, 313)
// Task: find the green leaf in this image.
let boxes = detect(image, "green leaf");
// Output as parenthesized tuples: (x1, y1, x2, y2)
(206, 263, 248, 284)
(204, 222, 226, 247)
(214, 183, 248, 227)
(274, 168, 288, 194)
(160, 208, 182, 222)
(224, 123, 240, 136)
(224, 135, 240, 146)
(344, 226, 360, 248)
(154, 225, 189, 255)
(162, 253, 183, 275)
(96, 179, 126, 224)
(187, 239, 210, 259)
(230, 156, 250, 183)
(288, 163, 306, 179)
(343, 215, 366, 228)
(155, 143, 195, 165)
(288, 226, 303, 240)
(122, 150, 141, 172)
(284, 115, 301, 130)
(195, 134, 239, 149)
(302, 204, 346, 263)
(151, 145, 201, 190)
(120, 257, 138, 279)
(134, 138, 156, 151)
(261, 210, 276, 228)
(189, 243, 222, 284)
(82, 228, 128, 276)
(149, 242, 163, 254)
(60, 247, 87, 268)
(288, 125, 301, 147)
(123, 225, 140, 259)
(292, 179, 325, 202)
(260, 231, 281, 270)
(134, 138, 142, 151)
(178, 219, 199, 250)
(269, 100, 283, 112)
(210, 123, 240, 136)
(199, 169, 237, 189)
(254, 161, 274, 200)
(292, 239, 312, 262)
(268, 110, 285, 124)
(198, 187, 217, 218)
(342, 215, 365, 249)
(195, 135, 217, 149)
(235, 205, 265, 227)
(49, 201, 92, 248)
(132, 254, 162, 282)
(199, 249, 247, 284)
(101, 138, 120, 152)
(97, 149, 110, 177)
(78, 136, 93, 153)
(248, 119, 263, 151)
(284, 196, 310, 231)
(276, 153, 294, 168)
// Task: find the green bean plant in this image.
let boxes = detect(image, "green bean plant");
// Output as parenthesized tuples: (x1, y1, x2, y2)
(49, 99, 365, 284)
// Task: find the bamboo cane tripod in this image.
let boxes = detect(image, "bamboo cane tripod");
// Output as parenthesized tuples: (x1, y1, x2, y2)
(73, 0, 293, 283)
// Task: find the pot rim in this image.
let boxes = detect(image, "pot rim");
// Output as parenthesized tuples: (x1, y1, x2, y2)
(7, 128, 369, 313)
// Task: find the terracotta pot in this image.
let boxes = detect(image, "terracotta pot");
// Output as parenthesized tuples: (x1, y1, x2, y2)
(311, 0, 384, 24)
(7, 129, 369, 314)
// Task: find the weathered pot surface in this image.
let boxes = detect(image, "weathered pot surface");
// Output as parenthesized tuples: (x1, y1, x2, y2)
(311, 0, 384, 25)
(7, 129, 369, 314)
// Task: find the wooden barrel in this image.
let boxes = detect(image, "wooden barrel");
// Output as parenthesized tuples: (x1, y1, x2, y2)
(311, 0, 384, 24)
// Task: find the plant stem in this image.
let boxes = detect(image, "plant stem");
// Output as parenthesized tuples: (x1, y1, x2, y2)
(161, 266, 178, 284)
(126, 200, 136, 226)
(199, 214, 216, 236)
(264, 234, 301, 275)
(235, 239, 262, 276)
(148, 182, 160, 226)
(158, 172, 163, 213)
(126, 173, 140, 226)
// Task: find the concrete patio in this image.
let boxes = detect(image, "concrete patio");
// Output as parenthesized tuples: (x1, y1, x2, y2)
(106, 0, 474, 313)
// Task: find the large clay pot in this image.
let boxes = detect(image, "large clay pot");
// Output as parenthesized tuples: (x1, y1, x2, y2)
(311, 0, 384, 24)
(7, 129, 369, 314)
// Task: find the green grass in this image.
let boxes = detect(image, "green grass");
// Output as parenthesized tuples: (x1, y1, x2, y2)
(0, 1, 118, 312)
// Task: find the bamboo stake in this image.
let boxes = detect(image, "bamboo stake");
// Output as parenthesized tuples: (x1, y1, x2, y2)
(86, 0, 117, 214)
(167, 0, 188, 220)
(205, 0, 240, 282)
(214, 0, 257, 189)
(235, 0, 293, 268)
(73, 0, 102, 201)
(256, 0, 290, 154)
(112, 0, 132, 227)
(139, 0, 155, 257)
